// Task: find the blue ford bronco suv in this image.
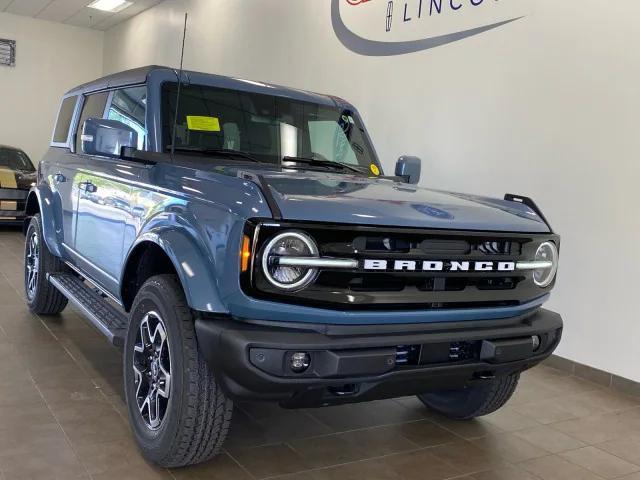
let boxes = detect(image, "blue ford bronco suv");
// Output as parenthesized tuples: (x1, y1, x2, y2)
(23, 66, 562, 467)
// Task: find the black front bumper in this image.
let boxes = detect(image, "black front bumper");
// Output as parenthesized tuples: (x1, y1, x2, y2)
(0, 188, 28, 225)
(195, 308, 563, 408)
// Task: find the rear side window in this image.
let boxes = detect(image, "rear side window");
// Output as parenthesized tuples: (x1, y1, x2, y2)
(107, 86, 147, 150)
(52, 96, 78, 144)
(76, 92, 109, 153)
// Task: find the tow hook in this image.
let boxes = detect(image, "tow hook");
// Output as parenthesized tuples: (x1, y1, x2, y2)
(328, 384, 359, 396)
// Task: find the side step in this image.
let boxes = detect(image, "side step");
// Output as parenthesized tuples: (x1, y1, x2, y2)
(48, 273, 128, 347)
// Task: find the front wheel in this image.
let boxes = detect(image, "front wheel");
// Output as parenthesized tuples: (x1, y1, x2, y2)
(123, 274, 233, 468)
(417, 373, 520, 420)
(24, 214, 68, 315)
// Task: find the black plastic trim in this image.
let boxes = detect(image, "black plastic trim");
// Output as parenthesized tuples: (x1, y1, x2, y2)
(195, 308, 563, 407)
(255, 175, 282, 220)
(224, 307, 542, 337)
(504, 194, 553, 233)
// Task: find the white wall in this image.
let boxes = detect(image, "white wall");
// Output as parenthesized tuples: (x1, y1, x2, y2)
(104, 0, 640, 381)
(0, 13, 103, 163)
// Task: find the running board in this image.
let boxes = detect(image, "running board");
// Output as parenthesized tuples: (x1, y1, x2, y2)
(48, 273, 128, 347)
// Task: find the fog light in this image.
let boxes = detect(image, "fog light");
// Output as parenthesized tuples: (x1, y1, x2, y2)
(532, 335, 541, 352)
(290, 352, 311, 373)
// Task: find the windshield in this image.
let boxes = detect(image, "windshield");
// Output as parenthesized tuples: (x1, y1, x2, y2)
(0, 148, 34, 171)
(161, 82, 381, 174)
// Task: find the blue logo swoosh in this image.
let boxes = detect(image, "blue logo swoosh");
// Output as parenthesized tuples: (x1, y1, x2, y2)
(331, 0, 523, 56)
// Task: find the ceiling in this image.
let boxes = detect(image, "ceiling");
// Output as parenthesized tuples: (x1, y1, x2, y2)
(0, 0, 163, 30)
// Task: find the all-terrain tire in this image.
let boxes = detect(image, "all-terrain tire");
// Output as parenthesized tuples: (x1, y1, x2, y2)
(417, 373, 520, 420)
(24, 214, 68, 315)
(123, 274, 233, 468)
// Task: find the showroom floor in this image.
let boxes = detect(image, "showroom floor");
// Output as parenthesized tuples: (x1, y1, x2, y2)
(0, 229, 639, 480)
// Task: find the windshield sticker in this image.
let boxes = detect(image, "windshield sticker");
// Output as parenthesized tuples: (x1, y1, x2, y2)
(370, 164, 380, 176)
(186, 116, 221, 132)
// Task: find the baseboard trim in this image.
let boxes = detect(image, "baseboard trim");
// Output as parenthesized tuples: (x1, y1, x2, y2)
(543, 355, 640, 398)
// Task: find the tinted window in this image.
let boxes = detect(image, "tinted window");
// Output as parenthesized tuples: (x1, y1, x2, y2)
(107, 86, 147, 150)
(52, 96, 77, 144)
(0, 148, 34, 171)
(161, 83, 380, 173)
(76, 92, 109, 153)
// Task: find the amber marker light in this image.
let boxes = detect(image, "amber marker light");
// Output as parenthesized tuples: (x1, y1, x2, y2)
(240, 235, 252, 272)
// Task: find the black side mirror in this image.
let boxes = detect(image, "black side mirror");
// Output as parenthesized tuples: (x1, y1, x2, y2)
(81, 118, 138, 159)
(395, 156, 421, 184)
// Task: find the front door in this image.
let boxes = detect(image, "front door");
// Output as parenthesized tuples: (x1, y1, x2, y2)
(73, 163, 131, 292)
(71, 86, 148, 296)
(68, 91, 128, 293)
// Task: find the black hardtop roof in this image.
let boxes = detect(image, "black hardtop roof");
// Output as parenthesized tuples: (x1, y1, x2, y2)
(65, 65, 347, 108)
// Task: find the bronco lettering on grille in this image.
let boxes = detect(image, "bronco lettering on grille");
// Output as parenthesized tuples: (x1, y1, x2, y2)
(363, 260, 516, 272)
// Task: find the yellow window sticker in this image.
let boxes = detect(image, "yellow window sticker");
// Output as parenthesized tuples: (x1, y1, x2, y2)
(370, 164, 380, 176)
(186, 116, 221, 132)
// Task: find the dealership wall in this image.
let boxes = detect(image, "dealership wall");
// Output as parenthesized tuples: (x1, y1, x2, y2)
(0, 13, 103, 163)
(103, 0, 640, 382)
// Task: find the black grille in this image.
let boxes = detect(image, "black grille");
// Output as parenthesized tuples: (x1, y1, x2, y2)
(244, 221, 559, 310)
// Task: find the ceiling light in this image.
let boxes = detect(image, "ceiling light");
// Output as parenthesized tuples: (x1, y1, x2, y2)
(87, 0, 133, 13)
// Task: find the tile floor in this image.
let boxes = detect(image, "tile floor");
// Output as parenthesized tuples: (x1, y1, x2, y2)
(0, 227, 639, 480)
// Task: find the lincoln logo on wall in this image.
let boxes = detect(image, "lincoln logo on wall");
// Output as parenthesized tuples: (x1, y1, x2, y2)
(332, 0, 528, 56)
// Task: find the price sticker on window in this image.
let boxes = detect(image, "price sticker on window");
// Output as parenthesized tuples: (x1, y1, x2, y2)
(370, 164, 380, 176)
(186, 116, 221, 132)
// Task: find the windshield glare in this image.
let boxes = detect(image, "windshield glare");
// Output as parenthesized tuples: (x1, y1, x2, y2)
(162, 83, 380, 173)
(0, 148, 34, 171)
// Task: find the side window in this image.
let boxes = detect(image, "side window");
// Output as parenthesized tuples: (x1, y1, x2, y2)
(107, 87, 147, 150)
(52, 96, 78, 145)
(75, 92, 109, 153)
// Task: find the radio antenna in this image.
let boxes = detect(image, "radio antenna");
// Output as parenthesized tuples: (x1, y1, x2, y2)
(170, 12, 188, 160)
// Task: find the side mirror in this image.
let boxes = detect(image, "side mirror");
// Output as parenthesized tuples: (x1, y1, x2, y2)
(81, 118, 137, 158)
(395, 156, 421, 184)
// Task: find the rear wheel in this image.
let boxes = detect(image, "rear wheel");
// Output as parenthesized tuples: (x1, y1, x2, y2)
(24, 214, 68, 315)
(123, 274, 233, 467)
(417, 373, 520, 420)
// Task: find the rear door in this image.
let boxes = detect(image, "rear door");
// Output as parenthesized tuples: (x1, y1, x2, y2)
(46, 94, 81, 252)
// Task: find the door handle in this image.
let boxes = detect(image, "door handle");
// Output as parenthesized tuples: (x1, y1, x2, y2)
(78, 181, 97, 193)
(54, 173, 66, 183)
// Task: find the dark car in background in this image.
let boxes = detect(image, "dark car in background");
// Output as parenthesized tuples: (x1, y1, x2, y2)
(0, 145, 35, 225)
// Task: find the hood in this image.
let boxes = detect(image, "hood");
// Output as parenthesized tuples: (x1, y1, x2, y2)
(0, 168, 36, 190)
(255, 171, 549, 233)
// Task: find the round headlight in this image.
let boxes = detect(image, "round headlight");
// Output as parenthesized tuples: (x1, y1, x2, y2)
(262, 231, 319, 290)
(533, 241, 559, 287)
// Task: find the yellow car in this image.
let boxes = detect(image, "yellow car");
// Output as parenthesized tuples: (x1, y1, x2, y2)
(0, 145, 35, 226)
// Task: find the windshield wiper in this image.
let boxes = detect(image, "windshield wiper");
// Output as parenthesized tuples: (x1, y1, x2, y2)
(282, 156, 363, 174)
(168, 147, 261, 163)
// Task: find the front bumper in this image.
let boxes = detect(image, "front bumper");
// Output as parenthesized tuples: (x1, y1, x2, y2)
(0, 188, 28, 224)
(195, 308, 562, 408)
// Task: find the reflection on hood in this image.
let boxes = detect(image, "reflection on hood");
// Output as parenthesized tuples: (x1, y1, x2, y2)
(259, 170, 548, 233)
